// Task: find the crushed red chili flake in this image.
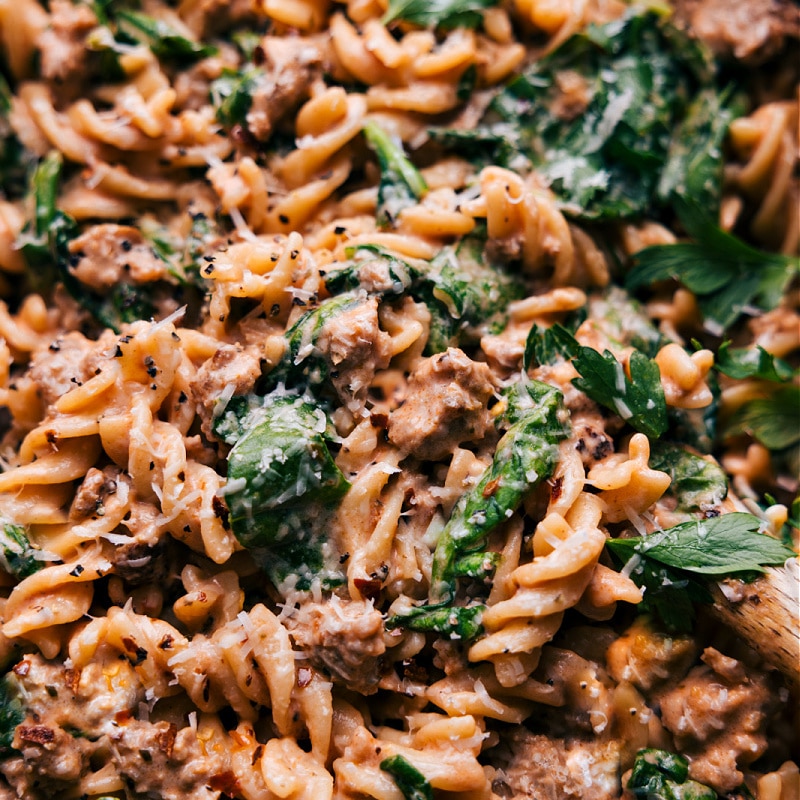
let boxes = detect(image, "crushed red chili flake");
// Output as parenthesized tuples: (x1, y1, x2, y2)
(18, 726, 55, 745)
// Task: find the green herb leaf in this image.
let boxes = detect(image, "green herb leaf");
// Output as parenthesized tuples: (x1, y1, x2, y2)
(0, 73, 31, 200)
(0, 673, 25, 753)
(215, 393, 350, 591)
(17, 151, 74, 295)
(627, 204, 799, 334)
(429, 379, 567, 604)
(523, 323, 578, 371)
(648, 442, 728, 511)
(264, 292, 368, 393)
(210, 67, 264, 130)
(715, 342, 794, 383)
(422, 233, 524, 353)
(572, 347, 667, 439)
(385, 604, 484, 640)
(380, 754, 434, 800)
(628, 749, 717, 799)
(382, 0, 497, 30)
(363, 121, 427, 228)
(606, 512, 794, 576)
(483, 11, 715, 220)
(84, 26, 131, 83)
(658, 86, 745, 216)
(727, 387, 800, 451)
(0, 520, 44, 579)
(116, 10, 216, 63)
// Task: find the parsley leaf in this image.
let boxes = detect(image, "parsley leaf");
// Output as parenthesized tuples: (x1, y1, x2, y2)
(606, 512, 794, 576)
(715, 342, 794, 383)
(573, 347, 667, 438)
(606, 512, 794, 631)
(727, 386, 800, 451)
(525, 323, 667, 438)
(382, 0, 497, 30)
(626, 204, 799, 334)
(523, 323, 576, 371)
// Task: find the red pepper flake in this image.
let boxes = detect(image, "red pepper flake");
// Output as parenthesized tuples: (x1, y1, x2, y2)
(156, 723, 177, 758)
(482, 477, 501, 498)
(369, 412, 389, 429)
(18, 726, 55, 745)
(297, 667, 313, 688)
(64, 668, 81, 694)
(115, 709, 133, 724)
(121, 637, 148, 665)
(354, 577, 382, 601)
(209, 771, 240, 797)
(550, 475, 563, 502)
(12, 659, 30, 677)
(212, 495, 230, 528)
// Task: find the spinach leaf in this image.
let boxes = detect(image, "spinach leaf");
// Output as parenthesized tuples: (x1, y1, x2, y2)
(422, 233, 525, 353)
(210, 66, 265, 130)
(628, 749, 717, 799)
(429, 378, 567, 603)
(386, 603, 485, 640)
(16, 151, 77, 296)
(116, 10, 216, 63)
(658, 86, 745, 215)
(727, 386, 800, 451)
(84, 25, 131, 82)
(382, 0, 497, 30)
(215, 393, 350, 591)
(714, 342, 794, 383)
(0, 520, 44, 579)
(362, 121, 427, 228)
(390, 379, 567, 641)
(140, 213, 219, 288)
(380, 754, 434, 800)
(471, 11, 717, 220)
(264, 292, 367, 393)
(324, 244, 418, 298)
(17, 153, 157, 333)
(583, 287, 665, 357)
(648, 442, 728, 512)
(0, 74, 30, 200)
(0, 673, 25, 754)
(325, 238, 524, 354)
(626, 204, 799, 335)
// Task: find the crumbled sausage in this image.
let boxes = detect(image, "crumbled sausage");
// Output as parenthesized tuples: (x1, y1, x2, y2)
(288, 597, 386, 694)
(388, 348, 497, 460)
(659, 647, 776, 793)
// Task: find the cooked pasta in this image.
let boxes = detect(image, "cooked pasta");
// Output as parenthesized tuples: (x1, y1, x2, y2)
(0, 1, 797, 798)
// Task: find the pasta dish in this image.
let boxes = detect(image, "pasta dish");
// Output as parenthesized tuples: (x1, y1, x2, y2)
(0, 0, 797, 797)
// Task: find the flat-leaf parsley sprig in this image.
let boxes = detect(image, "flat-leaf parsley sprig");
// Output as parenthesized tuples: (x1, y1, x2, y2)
(605, 512, 795, 632)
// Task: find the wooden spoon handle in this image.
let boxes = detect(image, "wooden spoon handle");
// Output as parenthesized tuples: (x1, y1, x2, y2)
(709, 559, 799, 687)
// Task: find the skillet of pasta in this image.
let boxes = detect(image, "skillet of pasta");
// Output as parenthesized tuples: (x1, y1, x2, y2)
(0, 0, 797, 798)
